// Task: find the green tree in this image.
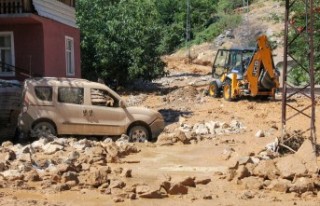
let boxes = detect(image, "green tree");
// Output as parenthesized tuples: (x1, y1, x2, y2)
(287, 0, 320, 85)
(77, 0, 165, 85)
(77, 0, 243, 85)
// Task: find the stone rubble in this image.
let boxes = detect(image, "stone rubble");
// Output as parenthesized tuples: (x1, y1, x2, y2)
(223, 144, 320, 196)
(157, 120, 246, 146)
(0, 137, 219, 203)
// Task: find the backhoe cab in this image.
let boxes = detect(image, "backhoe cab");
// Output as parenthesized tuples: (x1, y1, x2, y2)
(208, 35, 279, 101)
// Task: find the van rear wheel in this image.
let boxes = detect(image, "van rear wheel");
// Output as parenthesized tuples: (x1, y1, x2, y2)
(128, 125, 150, 142)
(32, 122, 56, 138)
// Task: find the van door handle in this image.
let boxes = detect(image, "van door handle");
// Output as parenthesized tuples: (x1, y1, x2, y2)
(83, 110, 87, 116)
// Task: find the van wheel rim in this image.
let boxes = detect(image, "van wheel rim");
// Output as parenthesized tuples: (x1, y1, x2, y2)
(131, 129, 147, 142)
(35, 126, 52, 136)
(32, 122, 56, 138)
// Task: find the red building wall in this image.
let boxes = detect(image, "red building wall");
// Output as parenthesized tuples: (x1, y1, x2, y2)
(41, 18, 81, 78)
(0, 23, 45, 80)
(0, 15, 81, 81)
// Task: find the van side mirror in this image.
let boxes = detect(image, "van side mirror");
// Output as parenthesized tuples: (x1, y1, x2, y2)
(119, 100, 126, 108)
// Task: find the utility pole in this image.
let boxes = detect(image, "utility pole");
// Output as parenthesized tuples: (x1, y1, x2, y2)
(282, 0, 318, 166)
(186, 0, 191, 62)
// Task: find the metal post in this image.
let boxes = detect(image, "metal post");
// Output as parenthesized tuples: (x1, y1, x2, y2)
(186, 0, 191, 62)
(309, 0, 317, 151)
(282, 0, 317, 158)
(282, 0, 289, 138)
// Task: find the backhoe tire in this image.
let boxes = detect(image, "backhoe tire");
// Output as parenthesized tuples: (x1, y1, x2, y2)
(208, 81, 220, 98)
(223, 80, 233, 101)
(256, 95, 270, 101)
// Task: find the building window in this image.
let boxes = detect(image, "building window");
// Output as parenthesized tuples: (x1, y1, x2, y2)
(0, 32, 15, 77)
(65, 36, 75, 76)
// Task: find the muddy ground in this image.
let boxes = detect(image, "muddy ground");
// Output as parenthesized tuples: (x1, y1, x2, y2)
(0, 70, 319, 206)
(1, 1, 319, 205)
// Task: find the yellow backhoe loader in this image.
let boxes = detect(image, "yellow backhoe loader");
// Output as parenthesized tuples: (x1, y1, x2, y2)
(208, 35, 279, 101)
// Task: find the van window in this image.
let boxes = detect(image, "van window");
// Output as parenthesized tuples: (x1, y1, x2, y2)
(35, 86, 52, 101)
(90, 88, 117, 107)
(58, 87, 83, 104)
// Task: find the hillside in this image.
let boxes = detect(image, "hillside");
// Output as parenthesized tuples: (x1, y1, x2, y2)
(164, 0, 284, 75)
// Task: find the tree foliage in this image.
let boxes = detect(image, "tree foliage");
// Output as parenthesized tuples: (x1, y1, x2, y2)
(287, 0, 320, 85)
(77, 0, 165, 85)
(76, 0, 243, 85)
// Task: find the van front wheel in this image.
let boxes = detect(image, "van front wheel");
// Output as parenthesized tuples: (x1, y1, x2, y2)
(32, 122, 56, 138)
(128, 125, 150, 142)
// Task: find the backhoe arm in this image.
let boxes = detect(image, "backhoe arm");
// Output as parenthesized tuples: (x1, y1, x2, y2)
(245, 35, 279, 96)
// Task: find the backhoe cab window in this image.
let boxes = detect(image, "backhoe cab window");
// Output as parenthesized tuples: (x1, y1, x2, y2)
(229, 52, 242, 68)
(214, 50, 229, 67)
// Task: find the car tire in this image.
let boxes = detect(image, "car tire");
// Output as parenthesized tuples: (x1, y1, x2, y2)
(32, 121, 56, 138)
(128, 125, 150, 142)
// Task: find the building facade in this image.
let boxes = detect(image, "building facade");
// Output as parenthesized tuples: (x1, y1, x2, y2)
(0, 0, 81, 81)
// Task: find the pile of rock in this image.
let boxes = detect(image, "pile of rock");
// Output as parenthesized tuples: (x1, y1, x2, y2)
(0, 137, 140, 195)
(107, 176, 212, 202)
(222, 140, 320, 197)
(214, 30, 235, 47)
(165, 86, 200, 104)
(125, 94, 148, 106)
(157, 120, 245, 146)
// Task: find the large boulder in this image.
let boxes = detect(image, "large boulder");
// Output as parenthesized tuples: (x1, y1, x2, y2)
(240, 176, 264, 190)
(135, 184, 167, 198)
(109, 179, 126, 189)
(0, 148, 16, 162)
(61, 171, 79, 184)
(85, 167, 109, 188)
(195, 177, 211, 185)
(1, 169, 24, 181)
(276, 155, 307, 179)
(168, 183, 188, 195)
(236, 165, 251, 180)
(177, 176, 196, 187)
(43, 142, 64, 155)
(295, 139, 319, 174)
(267, 179, 291, 193)
(193, 123, 209, 135)
(253, 160, 279, 180)
(289, 177, 315, 194)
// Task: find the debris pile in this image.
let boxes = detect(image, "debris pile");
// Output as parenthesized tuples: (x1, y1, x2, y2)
(0, 137, 140, 193)
(125, 94, 148, 106)
(221, 139, 320, 196)
(165, 86, 200, 104)
(157, 120, 246, 146)
(0, 137, 216, 203)
(278, 130, 305, 154)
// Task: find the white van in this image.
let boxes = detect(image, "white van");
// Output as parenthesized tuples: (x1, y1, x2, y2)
(18, 77, 164, 141)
